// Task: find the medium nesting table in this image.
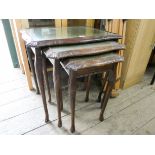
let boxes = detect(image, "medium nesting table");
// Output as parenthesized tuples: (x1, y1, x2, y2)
(45, 43, 125, 132)
(21, 26, 122, 127)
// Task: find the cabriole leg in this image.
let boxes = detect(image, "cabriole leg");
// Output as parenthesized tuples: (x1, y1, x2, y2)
(35, 48, 49, 122)
(53, 59, 63, 127)
(69, 70, 77, 133)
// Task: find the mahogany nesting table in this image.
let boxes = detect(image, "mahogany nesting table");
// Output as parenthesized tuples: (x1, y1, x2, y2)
(21, 26, 123, 128)
(45, 44, 125, 132)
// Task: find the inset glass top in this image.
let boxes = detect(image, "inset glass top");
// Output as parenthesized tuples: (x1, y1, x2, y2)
(21, 26, 122, 47)
(44, 41, 125, 59)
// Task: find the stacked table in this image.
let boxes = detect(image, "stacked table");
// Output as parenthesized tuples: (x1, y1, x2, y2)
(21, 26, 125, 132)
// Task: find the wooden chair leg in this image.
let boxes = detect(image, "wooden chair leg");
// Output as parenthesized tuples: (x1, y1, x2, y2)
(150, 72, 155, 85)
(42, 55, 51, 103)
(69, 70, 77, 133)
(85, 75, 91, 102)
(99, 70, 115, 122)
(97, 71, 108, 102)
(26, 46, 40, 94)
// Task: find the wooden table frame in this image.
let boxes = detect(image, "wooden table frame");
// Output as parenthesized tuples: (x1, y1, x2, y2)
(21, 26, 123, 128)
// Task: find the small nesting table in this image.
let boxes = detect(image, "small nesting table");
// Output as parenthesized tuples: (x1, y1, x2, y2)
(21, 26, 123, 127)
(59, 53, 124, 132)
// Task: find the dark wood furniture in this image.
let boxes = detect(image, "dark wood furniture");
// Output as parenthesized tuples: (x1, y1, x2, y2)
(26, 47, 52, 102)
(45, 42, 125, 132)
(21, 26, 122, 127)
(59, 53, 124, 132)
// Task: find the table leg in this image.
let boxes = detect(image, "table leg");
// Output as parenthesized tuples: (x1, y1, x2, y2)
(85, 75, 91, 102)
(35, 48, 49, 122)
(42, 54, 51, 103)
(83, 76, 88, 90)
(69, 70, 77, 133)
(99, 70, 115, 122)
(99, 82, 113, 121)
(26, 46, 40, 94)
(97, 71, 108, 103)
(53, 59, 63, 127)
(150, 72, 155, 85)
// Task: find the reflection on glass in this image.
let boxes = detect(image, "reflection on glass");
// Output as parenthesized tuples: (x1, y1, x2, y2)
(28, 19, 55, 28)
(67, 19, 86, 27)
(22, 26, 117, 42)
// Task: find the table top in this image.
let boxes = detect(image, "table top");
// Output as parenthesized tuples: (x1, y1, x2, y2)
(21, 26, 122, 48)
(61, 53, 124, 72)
(44, 41, 125, 59)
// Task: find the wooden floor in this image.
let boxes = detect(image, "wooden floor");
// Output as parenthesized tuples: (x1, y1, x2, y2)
(0, 64, 155, 135)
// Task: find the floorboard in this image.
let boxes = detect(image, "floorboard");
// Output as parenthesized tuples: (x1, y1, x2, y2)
(134, 117, 155, 135)
(82, 91, 155, 134)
